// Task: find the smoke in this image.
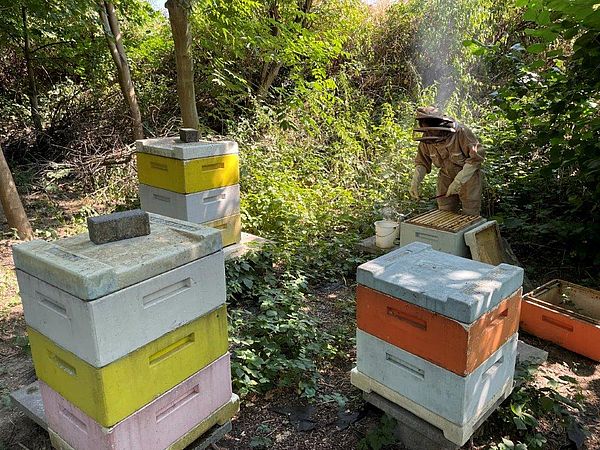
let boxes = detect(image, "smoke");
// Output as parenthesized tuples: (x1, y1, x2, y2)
(413, 0, 468, 109)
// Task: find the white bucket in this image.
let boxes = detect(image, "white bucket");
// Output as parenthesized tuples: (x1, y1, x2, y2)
(375, 220, 400, 249)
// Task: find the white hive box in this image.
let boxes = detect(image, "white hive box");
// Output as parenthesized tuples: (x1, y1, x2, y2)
(400, 209, 486, 257)
(139, 184, 240, 224)
(357, 242, 524, 323)
(135, 137, 238, 160)
(356, 330, 518, 426)
(13, 214, 225, 367)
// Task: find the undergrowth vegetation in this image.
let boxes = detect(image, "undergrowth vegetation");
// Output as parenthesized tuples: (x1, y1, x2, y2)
(1, 0, 598, 448)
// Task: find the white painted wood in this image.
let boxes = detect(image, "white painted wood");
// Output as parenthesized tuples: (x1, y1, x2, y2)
(356, 329, 517, 426)
(399, 217, 485, 257)
(139, 184, 240, 224)
(17, 252, 226, 367)
(135, 138, 238, 160)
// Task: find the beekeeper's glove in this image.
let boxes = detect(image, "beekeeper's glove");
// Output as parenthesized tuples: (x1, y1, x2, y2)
(409, 165, 427, 200)
(446, 163, 478, 196)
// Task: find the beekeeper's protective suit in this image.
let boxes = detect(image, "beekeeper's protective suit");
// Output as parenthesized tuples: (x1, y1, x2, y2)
(408, 106, 484, 216)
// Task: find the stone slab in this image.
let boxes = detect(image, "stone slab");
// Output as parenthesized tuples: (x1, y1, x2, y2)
(356, 329, 517, 425)
(137, 153, 240, 194)
(357, 285, 522, 375)
(10, 381, 47, 431)
(48, 395, 239, 450)
(351, 368, 513, 446)
(136, 137, 238, 160)
(41, 354, 232, 450)
(399, 217, 486, 258)
(87, 210, 150, 245)
(365, 392, 459, 450)
(224, 232, 271, 261)
(17, 252, 225, 368)
(356, 235, 399, 255)
(357, 242, 524, 323)
(12, 213, 222, 301)
(140, 184, 240, 224)
(28, 305, 228, 428)
(464, 220, 504, 266)
(516, 341, 548, 367)
(202, 214, 242, 247)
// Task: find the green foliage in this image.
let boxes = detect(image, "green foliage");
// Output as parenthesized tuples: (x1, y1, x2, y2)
(484, 364, 588, 449)
(226, 247, 339, 398)
(249, 423, 273, 449)
(358, 414, 398, 450)
(487, 0, 600, 273)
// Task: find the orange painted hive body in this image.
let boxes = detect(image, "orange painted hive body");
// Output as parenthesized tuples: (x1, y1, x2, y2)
(521, 280, 600, 362)
(357, 285, 522, 376)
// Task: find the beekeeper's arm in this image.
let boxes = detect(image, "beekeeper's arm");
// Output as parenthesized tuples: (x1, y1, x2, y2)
(446, 128, 484, 196)
(409, 143, 432, 200)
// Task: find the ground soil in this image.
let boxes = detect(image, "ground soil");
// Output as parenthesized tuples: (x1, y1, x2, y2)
(0, 194, 598, 450)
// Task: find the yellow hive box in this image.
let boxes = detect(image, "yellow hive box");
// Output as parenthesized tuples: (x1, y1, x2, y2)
(28, 305, 228, 428)
(137, 153, 240, 194)
(202, 214, 242, 247)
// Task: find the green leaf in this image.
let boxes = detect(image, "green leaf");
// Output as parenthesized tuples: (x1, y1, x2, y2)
(527, 43, 547, 54)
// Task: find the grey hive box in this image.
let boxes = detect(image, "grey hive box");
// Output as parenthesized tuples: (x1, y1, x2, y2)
(13, 213, 225, 367)
(400, 209, 486, 257)
(139, 184, 240, 224)
(357, 242, 524, 324)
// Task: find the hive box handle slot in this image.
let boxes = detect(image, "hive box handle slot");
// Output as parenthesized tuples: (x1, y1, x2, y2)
(37, 292, 68, 319)
(213, 223, 228, 230)
(203, 193, 226, 204)
(155, 384, 201, 423)
(541, 315, 574, 332)
(48, 352, 77, 376)
(385, 353, 425, 380)
(415, 232, 439, 242)
(143, 278, 192, 309)
(386, 307, 427, 330)
(490, 307, 509, 326)
(60, 407, 88, 433)
(150, 162, 168, 171)
(149, 333, 195, 366)
(202, 162, 225, 171)
(482, 355, 504, 379)
(152, 193, 172, 203)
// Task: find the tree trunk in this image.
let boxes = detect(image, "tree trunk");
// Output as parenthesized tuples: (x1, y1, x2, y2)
(258, 61, 283, 99)
(0, 147, 33, 240)
(166, 0, 199, 128)
(99, 2, 144, 141)
(22, 7, 42, 132)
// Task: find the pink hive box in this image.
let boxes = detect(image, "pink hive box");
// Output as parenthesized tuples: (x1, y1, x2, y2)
(40, 353, 232, 450)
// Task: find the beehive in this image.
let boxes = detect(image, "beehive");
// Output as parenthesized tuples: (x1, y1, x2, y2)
(399, 209, 486, 257)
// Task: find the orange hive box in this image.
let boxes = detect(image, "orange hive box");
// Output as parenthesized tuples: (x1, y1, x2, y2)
(521, 279, 600, 362)
(356, 285, 522, 376)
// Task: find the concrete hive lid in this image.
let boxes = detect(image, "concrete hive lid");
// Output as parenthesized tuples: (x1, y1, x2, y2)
(356, 242, 524, 324)
(135, 137, 238, 160)
(12, 214, 222, 301)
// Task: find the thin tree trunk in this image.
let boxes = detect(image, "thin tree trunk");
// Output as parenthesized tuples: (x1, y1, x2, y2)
(0, 147, 33, 240)
(22, 7, 42, 132)
(166, 0, 199, 128)
(99, 2, 144, 140)
(258, 62, 283, 98)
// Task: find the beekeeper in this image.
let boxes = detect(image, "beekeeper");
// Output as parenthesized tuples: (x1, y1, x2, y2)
(408, 106, 484, 216)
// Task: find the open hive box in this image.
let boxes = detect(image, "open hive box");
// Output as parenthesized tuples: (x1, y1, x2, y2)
(521, 280, 600, 361)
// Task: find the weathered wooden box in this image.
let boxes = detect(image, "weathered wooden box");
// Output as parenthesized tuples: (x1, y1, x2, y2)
(521, 279, 600, 361)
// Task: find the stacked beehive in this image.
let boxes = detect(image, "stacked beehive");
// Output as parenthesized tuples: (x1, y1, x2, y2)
(12, 213, 238, 450)
(136, 130, 241, 247)
(351, 242, 524, 446)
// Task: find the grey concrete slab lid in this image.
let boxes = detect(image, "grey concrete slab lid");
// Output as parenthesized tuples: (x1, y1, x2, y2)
(12, 214, 222, 301)
(135, 136, 238, 160)
(356, 242, 524, 324)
